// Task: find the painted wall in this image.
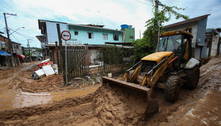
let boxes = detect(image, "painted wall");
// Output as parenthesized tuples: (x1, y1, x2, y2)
(43, 21, 123, 45)
(46, 22, 68, 44)
(69, 26, 123, 44)
(122, 28, 135, 42)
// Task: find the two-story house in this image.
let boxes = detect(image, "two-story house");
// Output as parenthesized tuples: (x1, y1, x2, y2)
(37, 19, 134, 65)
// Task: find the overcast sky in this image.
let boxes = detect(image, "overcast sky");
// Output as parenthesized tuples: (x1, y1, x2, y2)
(0, 0, 220, 47)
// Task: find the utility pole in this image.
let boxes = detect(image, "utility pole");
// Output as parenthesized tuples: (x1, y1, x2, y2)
(27, 39, 32, 62)
(154, 0, 160, 45)
(56, 24, 63, 73)
(3, 12, 17, 66)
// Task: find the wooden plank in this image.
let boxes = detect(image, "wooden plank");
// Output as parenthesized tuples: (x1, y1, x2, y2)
(102, 76, 150, 92)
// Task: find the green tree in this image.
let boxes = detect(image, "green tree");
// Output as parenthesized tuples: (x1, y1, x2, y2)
(133, 0, 188, 61)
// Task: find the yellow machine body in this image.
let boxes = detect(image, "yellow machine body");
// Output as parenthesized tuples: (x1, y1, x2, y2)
(141, 51, 173, 63)
(103, 30, 193, 93)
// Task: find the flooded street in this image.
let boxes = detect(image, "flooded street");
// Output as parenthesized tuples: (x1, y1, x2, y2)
(0, 88, 16, 111)
(0, 57, 221, 126)
(177, 90, 221, 126)
(1, 0, 221, 125)
(0, 62, 100, 111)
(0, 82, 100, 111)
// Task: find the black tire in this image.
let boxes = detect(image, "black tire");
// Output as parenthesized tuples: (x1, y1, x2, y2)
(164, 76, 180, 103)
(184, 66, 200, 90)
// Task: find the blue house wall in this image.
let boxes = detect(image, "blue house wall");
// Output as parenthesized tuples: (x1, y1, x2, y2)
(68, 25, 123, 44)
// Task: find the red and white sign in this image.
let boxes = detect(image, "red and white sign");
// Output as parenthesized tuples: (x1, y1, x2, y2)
(61, 30, 71, 41)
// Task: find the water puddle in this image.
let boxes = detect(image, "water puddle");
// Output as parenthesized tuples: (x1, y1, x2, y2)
(0, 85, 100, 111)
(14, 91, 52, 108)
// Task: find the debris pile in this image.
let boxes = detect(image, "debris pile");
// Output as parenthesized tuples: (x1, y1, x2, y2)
(32, 59, 58, 80)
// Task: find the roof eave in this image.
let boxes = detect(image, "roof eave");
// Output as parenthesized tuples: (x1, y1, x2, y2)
(164, 14, 210, 29)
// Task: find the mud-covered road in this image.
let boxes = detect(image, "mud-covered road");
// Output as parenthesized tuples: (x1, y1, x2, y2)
(0, 57, 221, 126)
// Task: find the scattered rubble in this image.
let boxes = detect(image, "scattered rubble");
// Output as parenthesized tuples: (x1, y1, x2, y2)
(32, 59, 58, 80)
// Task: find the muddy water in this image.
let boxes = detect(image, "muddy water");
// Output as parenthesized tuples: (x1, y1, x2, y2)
(51, 85, 99, 102)
(0, 85, 16, 110)
(0, 85, 100, 111)
(177, 90, 221, 126)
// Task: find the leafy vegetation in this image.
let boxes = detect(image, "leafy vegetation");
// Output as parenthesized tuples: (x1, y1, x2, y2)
(133, 1, 188, 61)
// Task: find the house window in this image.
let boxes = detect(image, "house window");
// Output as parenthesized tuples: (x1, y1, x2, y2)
(88, 32, 93, 39)
(129, 36, 134, 39)
(113, 33, 119, 41)
(74, 31, 78, 35)
(103, 33, 108, 40)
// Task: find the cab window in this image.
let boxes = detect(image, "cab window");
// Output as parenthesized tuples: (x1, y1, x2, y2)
(157, 35, 182, 52)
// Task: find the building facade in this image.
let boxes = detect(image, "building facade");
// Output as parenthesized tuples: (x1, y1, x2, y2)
(37, 19, 134, 63)
(68, 24, 123, 44)
(0, 35, 23, 66)
(37, 20, 128, 46)
(164, 14, 210, 59)
(206, 28, 221, 57)
(121, 24, 135, 42)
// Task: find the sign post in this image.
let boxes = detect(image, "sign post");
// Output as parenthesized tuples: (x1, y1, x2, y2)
(61, 30, 71, 86)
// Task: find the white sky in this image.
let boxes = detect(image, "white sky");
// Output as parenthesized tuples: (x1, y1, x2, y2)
(0, 0, 220, 47)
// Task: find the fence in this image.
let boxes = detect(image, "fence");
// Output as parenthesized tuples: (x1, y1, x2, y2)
(59, 44, 134, 83)
(61, 45, 89, 80)
(101, 45, 134, 74)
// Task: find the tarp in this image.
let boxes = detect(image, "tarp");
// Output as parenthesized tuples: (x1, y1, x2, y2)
(16, 54, 25, 59)
(0, 50, 11, 56)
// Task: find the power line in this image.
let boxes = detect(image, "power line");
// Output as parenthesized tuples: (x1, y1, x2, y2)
(15, 31, 34, 39)
(11, 34, 29, 47)
(8, 27, 33, 39)
(11, 34, 19, 42)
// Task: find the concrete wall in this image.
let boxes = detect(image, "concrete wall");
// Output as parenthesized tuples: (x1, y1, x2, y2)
(211, 35, 220, 56)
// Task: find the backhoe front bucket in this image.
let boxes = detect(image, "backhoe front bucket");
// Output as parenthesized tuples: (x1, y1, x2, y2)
(102, 76, 159, 118)
(102, 76, 150, 93)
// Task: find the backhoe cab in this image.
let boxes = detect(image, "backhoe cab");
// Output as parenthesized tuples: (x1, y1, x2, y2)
(103, 31, 200, 103)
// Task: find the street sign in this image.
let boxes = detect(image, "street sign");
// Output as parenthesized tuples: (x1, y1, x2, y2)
(61, 30, 71, 86)
(61, 30, 71, 41)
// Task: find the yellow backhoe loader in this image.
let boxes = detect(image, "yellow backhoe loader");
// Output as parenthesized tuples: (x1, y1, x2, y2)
(103, 31, 200, 103)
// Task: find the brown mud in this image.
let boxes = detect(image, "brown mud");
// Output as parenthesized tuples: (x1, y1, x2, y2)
(0, 57, 221, 126)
